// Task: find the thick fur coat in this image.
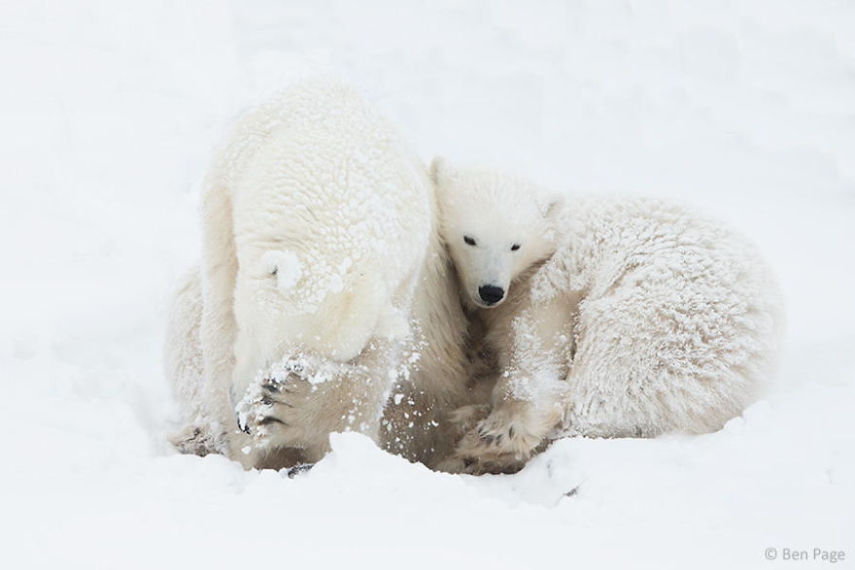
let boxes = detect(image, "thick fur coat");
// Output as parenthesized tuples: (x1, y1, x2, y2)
(167, 83, 482, 469)
(434, 161, 783, 474)
(170, 81, 432, 467)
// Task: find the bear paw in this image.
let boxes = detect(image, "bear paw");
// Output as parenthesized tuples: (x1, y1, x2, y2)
(439, 400, 557, 475)
(443, 404, 491, 443)
(169, 424, 223, 457)
(234, 359, 320, 449)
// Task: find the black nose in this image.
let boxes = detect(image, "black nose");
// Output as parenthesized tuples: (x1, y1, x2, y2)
(478, 285, 505, 305)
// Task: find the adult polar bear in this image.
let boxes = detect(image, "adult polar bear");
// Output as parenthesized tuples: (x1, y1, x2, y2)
(167, 82, 478, 469)
(433, 161, 783, 474)
(171, 81, 431, 469)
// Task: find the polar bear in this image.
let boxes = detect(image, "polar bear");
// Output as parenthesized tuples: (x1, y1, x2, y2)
(170, 81, 434, 469)
(167, 83, 484, 470)
(432, 160, 783, 474)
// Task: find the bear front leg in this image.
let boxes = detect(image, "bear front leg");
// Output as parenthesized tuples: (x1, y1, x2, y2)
(445, 293, 574, 474)
(236, 340, 399, 465)
(446, 378, 566, 474)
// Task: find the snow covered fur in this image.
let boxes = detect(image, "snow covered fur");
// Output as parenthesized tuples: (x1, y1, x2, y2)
(433, 160, 784, 474)
(167, 82, 485, 470)
(169, 81, 436, 468)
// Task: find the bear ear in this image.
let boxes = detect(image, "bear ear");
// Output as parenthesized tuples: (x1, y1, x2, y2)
(429, 156, 449, 188)
(261, 250, 302, 292)
(540, 194, 565, 219)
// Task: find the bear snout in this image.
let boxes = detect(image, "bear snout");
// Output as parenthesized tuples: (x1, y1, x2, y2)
(478, 285, 505, 306)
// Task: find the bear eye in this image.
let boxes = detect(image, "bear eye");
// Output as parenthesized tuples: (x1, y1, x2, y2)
(270, 266, 278, 276)
(511, 243, 521, 251)
(464, 236, 477, 246)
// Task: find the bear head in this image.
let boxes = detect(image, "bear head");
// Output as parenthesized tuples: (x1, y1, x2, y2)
(431, 157, 562, 309)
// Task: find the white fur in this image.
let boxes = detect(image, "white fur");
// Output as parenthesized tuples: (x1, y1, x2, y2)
(167, 84, 483, 469)
(434, 161, 784, 474)
(170, 81, 434, 468)
(433, 158, 561, 309)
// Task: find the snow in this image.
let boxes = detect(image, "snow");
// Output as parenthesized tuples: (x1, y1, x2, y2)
(1, 1, 853, 568)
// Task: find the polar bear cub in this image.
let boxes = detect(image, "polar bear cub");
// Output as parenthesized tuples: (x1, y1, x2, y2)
(433, 159, 783, 473)
(176, 81, 432, 468)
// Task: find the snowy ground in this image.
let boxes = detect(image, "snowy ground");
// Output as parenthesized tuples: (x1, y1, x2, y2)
(1, 1, 853, 568)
